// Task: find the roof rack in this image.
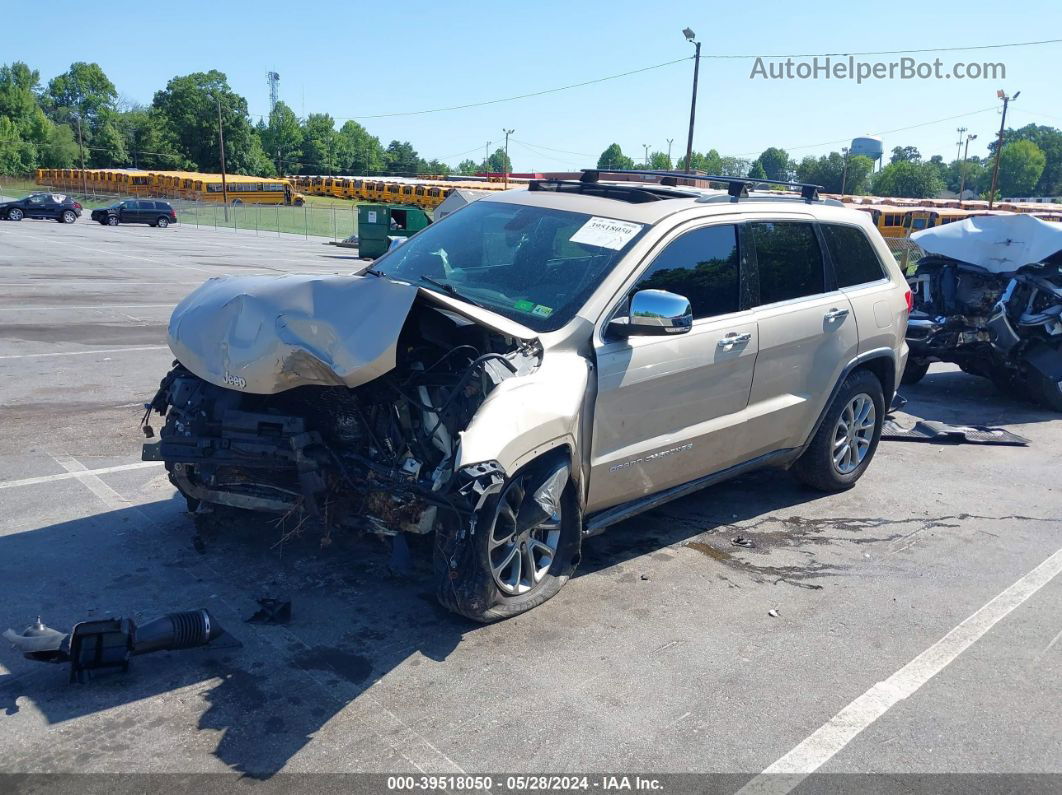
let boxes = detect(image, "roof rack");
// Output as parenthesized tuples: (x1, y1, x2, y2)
(527, 175, 698, 204)
(583, 169, 825, 203)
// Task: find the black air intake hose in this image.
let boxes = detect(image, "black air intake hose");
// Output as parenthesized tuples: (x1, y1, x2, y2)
(133, 609, 222, 655)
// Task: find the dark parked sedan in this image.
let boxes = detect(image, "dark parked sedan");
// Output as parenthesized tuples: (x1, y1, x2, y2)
(91, 199, 178, 228)
(0, 193, 82, 223)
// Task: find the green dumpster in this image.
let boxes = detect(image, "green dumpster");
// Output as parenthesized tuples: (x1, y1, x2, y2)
(357, 204, 431, 258)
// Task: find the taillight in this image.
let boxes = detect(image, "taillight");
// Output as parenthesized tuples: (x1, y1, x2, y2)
(170, 211, 177, 219)
(904, 288, 913, 312)
(73, 202, 82, 210)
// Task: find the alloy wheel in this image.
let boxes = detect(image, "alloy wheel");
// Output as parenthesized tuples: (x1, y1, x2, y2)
(488, 475, 562, 596)
(832, 393, 875, 474)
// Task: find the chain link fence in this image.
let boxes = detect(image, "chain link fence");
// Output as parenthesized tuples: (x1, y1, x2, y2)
(9, 180, 361, 241)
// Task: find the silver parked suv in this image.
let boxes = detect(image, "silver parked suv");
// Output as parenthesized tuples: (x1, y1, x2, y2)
(143, 172, 911, 621)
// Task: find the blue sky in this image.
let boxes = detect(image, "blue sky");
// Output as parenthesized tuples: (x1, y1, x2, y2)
(8, 0, 1062, 171)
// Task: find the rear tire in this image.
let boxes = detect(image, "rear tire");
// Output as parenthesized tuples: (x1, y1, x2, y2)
(156, 216, 169, 228)
(60, 210, 76, 224)
(901, 358, 930, 385)
(791, 369, 884, 492)
(435, 458, 580, 622)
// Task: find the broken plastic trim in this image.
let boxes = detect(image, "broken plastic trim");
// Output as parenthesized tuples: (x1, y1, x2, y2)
(454, 460, 506, 514)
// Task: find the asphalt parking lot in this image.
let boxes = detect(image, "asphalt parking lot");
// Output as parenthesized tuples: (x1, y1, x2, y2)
(0, 217, 1059, 784)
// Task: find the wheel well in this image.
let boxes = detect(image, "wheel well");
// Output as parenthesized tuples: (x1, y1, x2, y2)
(853, 356, 895, 404)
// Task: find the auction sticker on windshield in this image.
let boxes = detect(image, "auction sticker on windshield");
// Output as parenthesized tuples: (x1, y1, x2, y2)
(569, 216, 643, 250)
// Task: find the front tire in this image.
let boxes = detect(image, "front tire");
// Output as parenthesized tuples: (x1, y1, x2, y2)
(107, 215, 119, 226)
(435, 458, 580, 622)
(8, 208, 23, 221)
(792, 369, 884, 492)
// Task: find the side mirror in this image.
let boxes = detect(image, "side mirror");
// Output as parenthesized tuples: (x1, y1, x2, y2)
(609, 289, 693, 337)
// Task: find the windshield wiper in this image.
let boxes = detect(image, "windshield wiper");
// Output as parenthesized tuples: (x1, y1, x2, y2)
(362, 265, 386, 277)
(418, 274, 486, 309)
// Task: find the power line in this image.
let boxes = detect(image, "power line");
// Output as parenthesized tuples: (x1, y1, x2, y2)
(247, 38, 1059, 122)
(697, 37, 1062, 59)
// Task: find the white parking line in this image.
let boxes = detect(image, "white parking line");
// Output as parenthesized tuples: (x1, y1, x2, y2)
(0, 461, 163, 491)
(0, 345, 168, 360)
(737, 545, 1062, 795)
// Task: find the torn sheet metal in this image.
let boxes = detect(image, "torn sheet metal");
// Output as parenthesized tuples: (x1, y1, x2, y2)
(911, 215, 1062, 274)
(168, 274, 418, 394)
(881, 418, 1028, 446)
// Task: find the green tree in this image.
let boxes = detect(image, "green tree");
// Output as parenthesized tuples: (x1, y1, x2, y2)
(946, 155, 988, 196)
(118, 106, 187, 169)
(299, 112, 336, 173)
(689, 148, 722, 174)
(421, 159, 452, 176)
(456, 158, 479, 174)
(336, 120, 384, 174)
(748, 160, 767, 179)
(718, 156, 750, 177)
(0, 62, 58, 173)
(756, 147, 791, 181)
(989, 125, 1060, 195)
(44, 62, 118, 126)
(485, 147, 512, 173)
(259, 101, 302, 174)
(996, 140, 1046, 197)
(889, 145, 921, 164)
(40, 123, 80, 168)
(597, 143, 634, 170)
(648, 151, 672, 170)
(152, 70, 264, 174)
(796, 152, 873, 193)
(385, 140, 421, 174)
(871, 160, 944, 198)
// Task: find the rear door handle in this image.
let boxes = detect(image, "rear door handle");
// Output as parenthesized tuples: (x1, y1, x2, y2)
(824, 308, 850, 321)
(718, 332, 752, 348)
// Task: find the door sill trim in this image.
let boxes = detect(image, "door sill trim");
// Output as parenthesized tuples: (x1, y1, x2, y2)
(583, 448, 796, 536)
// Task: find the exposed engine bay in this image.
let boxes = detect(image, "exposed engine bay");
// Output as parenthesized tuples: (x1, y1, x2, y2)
(905, 219, 1062, 410)
(144, 296, 541, 541)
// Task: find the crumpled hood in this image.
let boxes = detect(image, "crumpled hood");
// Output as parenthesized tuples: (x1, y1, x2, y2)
(912, 214, 1062, 273)
(168, 273, 419, 394)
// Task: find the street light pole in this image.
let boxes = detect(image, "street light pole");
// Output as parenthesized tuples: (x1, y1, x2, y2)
(840, 147, 850, 196)
(955, 127, 967, 164)
(643, 144, 650, 168)
(958, 133, 977, 207)
(682, 28, 701, 173)
(502, 129, 514, 188)
(666, 138, 674, 169)
(988, 89, 1019, 209)
(75, 115, 87, 196)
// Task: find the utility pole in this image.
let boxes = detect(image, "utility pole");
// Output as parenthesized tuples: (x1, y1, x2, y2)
(988, 89, 1019, 208)
(666, 138, 674, 169)
(643, 144, 650, 168)
(840, 147, 850, 196)
(217, 98, 230, 220)
(483, 140, 492, 174)
(682, 28, 701, 173)
(958, 133, 978, 206)
(955, 127, 967, 164)
(502, 129, 514, 188)
(75, 115, 87, 196)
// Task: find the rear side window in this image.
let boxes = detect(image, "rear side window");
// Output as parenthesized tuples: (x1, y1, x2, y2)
(633, 225, 740, 319)
(750, 221, 824, 305)
(821, 224, 886, 287)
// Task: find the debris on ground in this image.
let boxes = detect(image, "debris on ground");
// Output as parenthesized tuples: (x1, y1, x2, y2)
(246, 597, 292, 625)
(731, 537, 755, 548)
(768, 609, 780, 618)
(3, 609, 230, 683)
(881, 418, 1029, 446)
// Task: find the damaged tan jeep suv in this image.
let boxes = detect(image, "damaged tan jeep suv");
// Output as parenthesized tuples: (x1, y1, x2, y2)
(143, 172, 910, 621)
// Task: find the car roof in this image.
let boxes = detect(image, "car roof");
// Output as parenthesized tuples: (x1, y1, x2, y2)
(481, 184, 874, 227)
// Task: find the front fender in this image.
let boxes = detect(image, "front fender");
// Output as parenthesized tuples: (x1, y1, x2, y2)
(456, 351, 590, 482)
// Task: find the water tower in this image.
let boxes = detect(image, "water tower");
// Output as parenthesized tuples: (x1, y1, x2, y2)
(850, 135, 884, 170)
